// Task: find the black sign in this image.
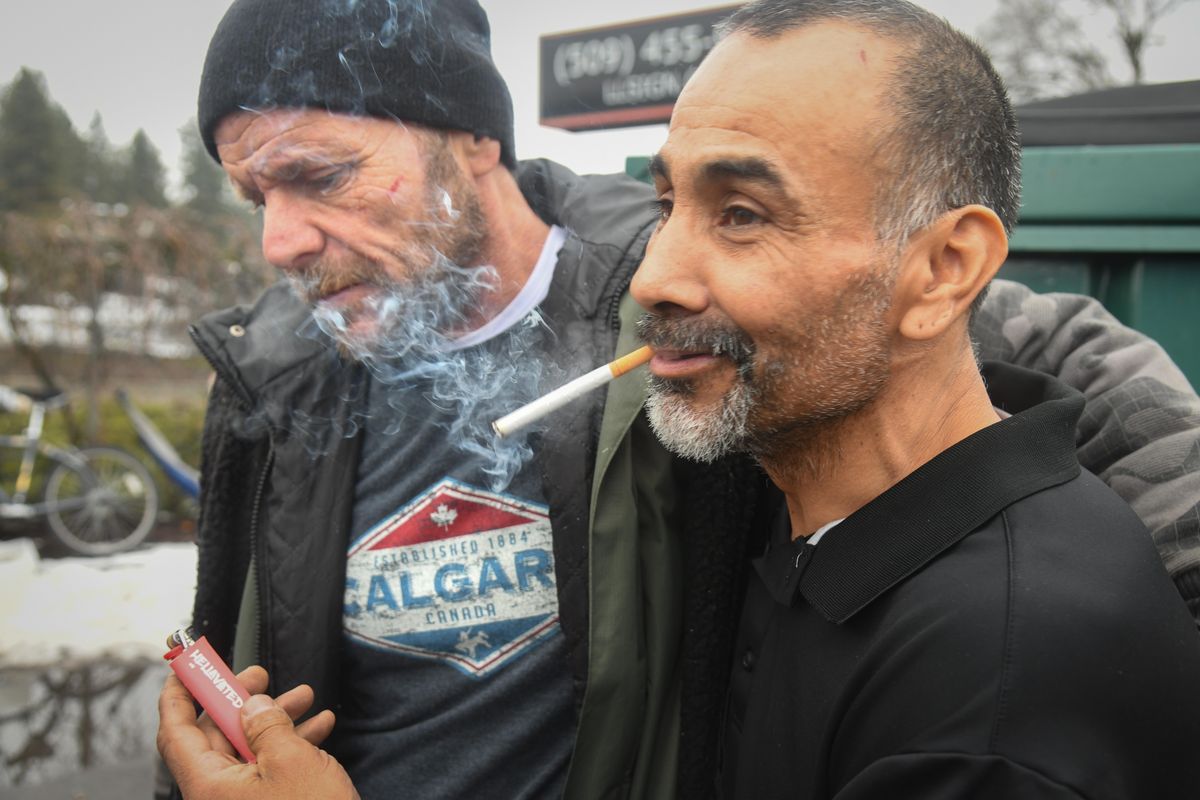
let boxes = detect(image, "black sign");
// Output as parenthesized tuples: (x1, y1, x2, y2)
(539, 5, 741, 131)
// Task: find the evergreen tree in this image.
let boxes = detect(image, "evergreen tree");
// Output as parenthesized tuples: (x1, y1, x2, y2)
(121, 129, 168, 208)
(0, 68, 76, 213)
(82, 113, 121, 203)
(180, 119, 232, 216)
(53, 104, 89, 197)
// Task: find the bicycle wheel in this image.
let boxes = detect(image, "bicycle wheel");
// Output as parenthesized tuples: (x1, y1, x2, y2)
(45, 446, 159, 556)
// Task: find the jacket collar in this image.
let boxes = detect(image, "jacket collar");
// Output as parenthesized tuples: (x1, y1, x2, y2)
(517, 159, 657, 318)
(755, 362, 1084, 622)
(192, 159, 659, 405)
(189, 282, 345, 411)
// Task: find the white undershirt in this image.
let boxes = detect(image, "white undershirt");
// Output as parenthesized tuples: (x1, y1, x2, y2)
(446, 225, 568, 351)
(807, 518, 844, 546)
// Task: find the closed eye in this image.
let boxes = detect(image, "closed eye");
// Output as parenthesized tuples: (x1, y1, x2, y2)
(308, 165, 353, 195)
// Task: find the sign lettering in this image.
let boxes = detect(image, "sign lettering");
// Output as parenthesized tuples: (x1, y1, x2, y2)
(539, 5, 741, 131)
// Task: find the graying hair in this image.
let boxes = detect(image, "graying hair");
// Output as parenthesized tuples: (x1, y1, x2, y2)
(716, 0, 1022, 245)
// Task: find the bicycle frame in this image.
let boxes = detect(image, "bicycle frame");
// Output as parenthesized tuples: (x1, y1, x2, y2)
(0, 422, 92, 519)
(10, 398, 46, 502)
(2, 388, 160, 555)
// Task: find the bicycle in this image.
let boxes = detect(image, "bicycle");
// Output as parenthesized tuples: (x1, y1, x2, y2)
(0, 385, 159, 556)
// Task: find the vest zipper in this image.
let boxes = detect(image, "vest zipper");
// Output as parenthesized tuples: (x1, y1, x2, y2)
(249, 444, 274, 678)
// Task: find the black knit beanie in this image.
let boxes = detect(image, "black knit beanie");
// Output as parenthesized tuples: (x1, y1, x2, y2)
(198, 0, 516, 168)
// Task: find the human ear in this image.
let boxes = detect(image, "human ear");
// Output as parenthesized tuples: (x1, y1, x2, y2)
(896, 205, 1008, 341)
(454, 132, 502, 176)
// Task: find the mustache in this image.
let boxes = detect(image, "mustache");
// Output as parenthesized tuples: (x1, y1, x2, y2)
(635, 312, 756, 369)
(289, 259, 386, 305)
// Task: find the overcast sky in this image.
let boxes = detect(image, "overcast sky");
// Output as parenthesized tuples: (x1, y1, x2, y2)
(3, 0, 1198, 196)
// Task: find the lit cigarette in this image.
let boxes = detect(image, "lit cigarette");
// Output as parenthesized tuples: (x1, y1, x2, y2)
(492, 345, 654, 438)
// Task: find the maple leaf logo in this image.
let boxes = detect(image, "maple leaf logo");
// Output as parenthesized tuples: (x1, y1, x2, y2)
(430, 503, 458, 529)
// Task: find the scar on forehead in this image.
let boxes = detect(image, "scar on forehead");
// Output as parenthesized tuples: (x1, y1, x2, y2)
(388, 177, 403, 193)
(859, 49, 867, 64)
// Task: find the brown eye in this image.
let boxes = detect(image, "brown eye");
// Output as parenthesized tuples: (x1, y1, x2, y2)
(651, 197, 673, 222)
(724, 206, 761, 227)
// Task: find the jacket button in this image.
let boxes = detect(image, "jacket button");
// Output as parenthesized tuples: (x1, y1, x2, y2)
(741, 649, 756, 671)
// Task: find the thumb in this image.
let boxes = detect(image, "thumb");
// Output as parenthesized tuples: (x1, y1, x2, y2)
(241, 694, 308, 760)
(239, 694, 361, 800)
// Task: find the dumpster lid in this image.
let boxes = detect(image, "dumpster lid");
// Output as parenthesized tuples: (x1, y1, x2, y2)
(1016, 80, 1200, 146)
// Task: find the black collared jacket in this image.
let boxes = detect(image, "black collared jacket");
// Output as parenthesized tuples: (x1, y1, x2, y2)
(720, 363, 1200, 799)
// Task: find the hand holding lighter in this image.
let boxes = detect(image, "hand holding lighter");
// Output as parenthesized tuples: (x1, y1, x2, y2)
(164, 627, 257, 763)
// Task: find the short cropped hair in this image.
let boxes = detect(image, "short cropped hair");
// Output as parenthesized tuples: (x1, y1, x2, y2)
(717, 0, 1021, 244)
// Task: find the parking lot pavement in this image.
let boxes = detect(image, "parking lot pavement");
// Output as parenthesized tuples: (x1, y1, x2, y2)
(3, 756, 158, 799)
(0, 539, 194, 796)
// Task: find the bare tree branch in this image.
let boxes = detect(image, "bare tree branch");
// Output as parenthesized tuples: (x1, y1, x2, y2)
(980, 0, 1195, 99)
(1084, 0, 1196, 83)
(980, 0, 1114, 102)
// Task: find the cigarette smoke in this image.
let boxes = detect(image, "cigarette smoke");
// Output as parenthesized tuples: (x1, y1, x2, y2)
(230, 0, 560, 492)
(293, 252, 559, 493)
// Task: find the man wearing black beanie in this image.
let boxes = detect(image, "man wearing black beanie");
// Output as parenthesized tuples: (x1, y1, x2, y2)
(159, 1, 683, 798)
(197, 0, 517, 169)
(156, 1, 1200, 799)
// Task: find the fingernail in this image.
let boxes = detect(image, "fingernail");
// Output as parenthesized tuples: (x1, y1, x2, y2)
(243, 694, 274, 718)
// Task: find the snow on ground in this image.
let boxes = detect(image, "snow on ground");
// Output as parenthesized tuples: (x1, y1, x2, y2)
(0, 538, 196, 666)
(0, 539, 198, 792)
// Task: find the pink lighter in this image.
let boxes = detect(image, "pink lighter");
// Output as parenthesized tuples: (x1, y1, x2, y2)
(164, 627, 257, 763)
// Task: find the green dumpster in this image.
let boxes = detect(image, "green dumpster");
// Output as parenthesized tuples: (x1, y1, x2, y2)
(626, 79, 1200, 386)
(1007, 80, 1200, 387)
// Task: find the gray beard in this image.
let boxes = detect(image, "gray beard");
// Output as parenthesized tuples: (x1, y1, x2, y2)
(305, 253, 493, 365)
(635, 311, 758, 463)
(299, 136, 490, 364)
(637, 247, 898, 468)
(644, 375, 756, 463)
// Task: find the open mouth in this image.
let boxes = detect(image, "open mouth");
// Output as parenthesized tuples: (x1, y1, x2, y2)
(315, 282, 374, 308)
(649, 348, 721, 379)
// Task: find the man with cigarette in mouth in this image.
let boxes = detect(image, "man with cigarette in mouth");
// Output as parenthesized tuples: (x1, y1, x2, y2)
(631, 0, 1200, 796)
(156, 0, 1200, 798)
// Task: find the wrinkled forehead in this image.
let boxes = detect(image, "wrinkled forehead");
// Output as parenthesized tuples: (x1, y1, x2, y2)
(668, 23, 898, 175)
(213, 109, 376, 164)
(215, 109, 446, 178)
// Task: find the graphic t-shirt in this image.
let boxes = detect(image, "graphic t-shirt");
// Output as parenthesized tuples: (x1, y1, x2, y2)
(327, 230, 576, 798)
(344, 477, 561, 677)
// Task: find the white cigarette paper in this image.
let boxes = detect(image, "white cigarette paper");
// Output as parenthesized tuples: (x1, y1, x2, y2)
(492, 346, 654, 438)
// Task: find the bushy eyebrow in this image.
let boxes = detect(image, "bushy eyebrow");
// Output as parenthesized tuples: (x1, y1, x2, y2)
(649, 150, 802, 225)
(227, 148, 357, 202)
(253, 151, 351, 183)
(650, 152, 788, 195)
(649, 152, 670, 183)
(701, 157, 787, 193)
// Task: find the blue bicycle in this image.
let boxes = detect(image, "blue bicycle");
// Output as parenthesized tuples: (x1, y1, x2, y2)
(0, 385, 158, 555)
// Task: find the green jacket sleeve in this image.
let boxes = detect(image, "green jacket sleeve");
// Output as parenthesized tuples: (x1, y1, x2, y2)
(564, 292, 684, 800)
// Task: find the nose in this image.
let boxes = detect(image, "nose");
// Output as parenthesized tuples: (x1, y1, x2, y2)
(630, 216, 710, 318)
(260, 193, 325, 271)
